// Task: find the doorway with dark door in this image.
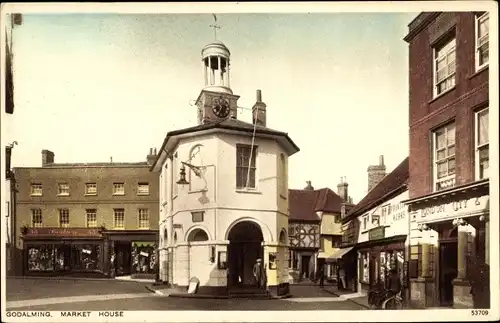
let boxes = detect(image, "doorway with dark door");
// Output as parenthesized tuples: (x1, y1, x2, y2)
(301, 255, 311, 279)
(227, 221, 264, 288)
(439, 240, 458, 307)
(114, 242, 132, 276)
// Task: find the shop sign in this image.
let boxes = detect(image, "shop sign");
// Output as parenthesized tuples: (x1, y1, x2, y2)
(369, 226, 385, 241)
(82, 249, 92, 254)
(415, 195, 489, 223)
(140, 251, 149, 257)
(26, 228, 102, 237)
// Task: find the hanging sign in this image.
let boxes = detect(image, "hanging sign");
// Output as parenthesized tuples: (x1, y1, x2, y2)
(82, 249, 91, 254)
(140, 251, 149, 257)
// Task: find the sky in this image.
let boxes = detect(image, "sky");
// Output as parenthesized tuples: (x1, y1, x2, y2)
(2, 6, 419, 203)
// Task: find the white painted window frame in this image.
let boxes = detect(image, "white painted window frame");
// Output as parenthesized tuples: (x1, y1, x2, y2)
(86, 209, 97, 228)
(30, 183, 43, 196)
(59, 209, 70, 228)
(475, 12, 490, 71)
(433, 37, 456, 98)
(138, 208, 150, 229)
(113, 208, 125, 229)
(475, 107, 489, 180)
(57, 183, 70, 196)
(113, 182, 125, 195)
(433, 122, 456, 192)
(31, 208, 42, 228)
(85, 183, 97, 195)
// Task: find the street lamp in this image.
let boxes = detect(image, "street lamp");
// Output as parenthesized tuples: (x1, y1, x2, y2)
(176, 161, 206, 187)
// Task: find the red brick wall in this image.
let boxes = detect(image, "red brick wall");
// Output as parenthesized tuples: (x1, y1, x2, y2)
(407, 12, 489, 199)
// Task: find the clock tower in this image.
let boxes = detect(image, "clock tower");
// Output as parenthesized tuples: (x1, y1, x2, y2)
(195, 39, 240, 125)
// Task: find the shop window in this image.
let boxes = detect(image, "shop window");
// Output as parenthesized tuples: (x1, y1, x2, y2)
(409, 244, 422, 278)
(71, 244, 100, 271)
(428, 245, 436, 278)
(132, 242, 157, 274)
(361, 253, 370, 284)
(27, 245, 55, 271)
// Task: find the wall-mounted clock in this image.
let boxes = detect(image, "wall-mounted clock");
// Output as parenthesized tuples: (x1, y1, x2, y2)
(212, 96, 230, 118)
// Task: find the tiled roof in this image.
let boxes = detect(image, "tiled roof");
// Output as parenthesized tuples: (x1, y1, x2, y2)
(42, 162, 149, 168)
(343, 157, 409, 222)
(288, 187, 345, 222)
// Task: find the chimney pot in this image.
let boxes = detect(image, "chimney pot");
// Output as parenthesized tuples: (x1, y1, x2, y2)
(257, 89, 262, 102)
(149, 148, 153, 155)
(379, 155, 384, 166)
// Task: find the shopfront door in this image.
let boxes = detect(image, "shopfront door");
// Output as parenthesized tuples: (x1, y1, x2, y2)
(439, 241, 457, 306)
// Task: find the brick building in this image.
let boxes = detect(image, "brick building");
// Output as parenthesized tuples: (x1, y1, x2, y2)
(403, 12, 490, 309)
(13, 149, 159, 278)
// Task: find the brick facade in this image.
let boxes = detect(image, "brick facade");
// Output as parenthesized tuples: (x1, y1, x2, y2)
(406, 12, 489, 199)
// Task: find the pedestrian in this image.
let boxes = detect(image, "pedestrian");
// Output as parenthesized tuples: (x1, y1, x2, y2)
(319, 266, 325, 288)
(339, 265, 346, 291)
(470, 258, 490, 309)
(253, 258, 263, 288)
(385, 268, 402, 299)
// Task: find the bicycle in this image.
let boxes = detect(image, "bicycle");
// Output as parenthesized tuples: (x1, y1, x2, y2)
(381, 290, 404, 310)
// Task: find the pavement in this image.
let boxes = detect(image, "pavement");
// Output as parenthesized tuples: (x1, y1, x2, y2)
(4, 277, 367, 311)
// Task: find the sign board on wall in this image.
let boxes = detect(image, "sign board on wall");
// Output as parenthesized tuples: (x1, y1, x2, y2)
(414, 195, 489, 223)
(368, 227, 385, 241)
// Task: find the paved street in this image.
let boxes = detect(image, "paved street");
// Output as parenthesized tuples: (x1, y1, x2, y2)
(5, 278, 366, 311)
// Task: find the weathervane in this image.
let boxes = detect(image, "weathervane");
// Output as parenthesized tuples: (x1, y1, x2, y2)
(209, 14, 221, 40)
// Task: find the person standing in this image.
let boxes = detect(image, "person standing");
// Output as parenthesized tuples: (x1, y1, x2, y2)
(339, 265, 347, 290)
(253, 258, 263, 288)
(319, 266, 325, 288)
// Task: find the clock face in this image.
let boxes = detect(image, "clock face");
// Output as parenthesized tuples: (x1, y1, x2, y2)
(212, 97, 230, 118)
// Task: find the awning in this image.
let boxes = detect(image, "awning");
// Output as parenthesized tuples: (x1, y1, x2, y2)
(326, 247, 354, 260)
(317, 252, 331, 259)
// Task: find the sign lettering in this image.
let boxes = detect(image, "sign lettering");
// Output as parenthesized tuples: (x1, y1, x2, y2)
(369, 227, 385, 241)
(26, 228, 101, 237)
(415, 196, 489, 223)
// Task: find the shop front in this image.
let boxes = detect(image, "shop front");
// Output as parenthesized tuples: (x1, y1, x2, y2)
(21, 227, 106, 277)
(406, 180, 490, 309)
(105, 230, 158, 279)
(356, 227, 406, 295)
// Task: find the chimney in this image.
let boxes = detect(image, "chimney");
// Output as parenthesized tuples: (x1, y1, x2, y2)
(337, 176, 349, 202)
(41, 150, 55, 166)
(304, 180, 314, 190)
(252, 89, 267, 127)
(147, 147, 157, 165)
(367, 154, 386, 192)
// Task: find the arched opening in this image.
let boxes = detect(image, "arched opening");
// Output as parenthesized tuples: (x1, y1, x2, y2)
(227, 221, 264, 288)
(163, 228, 168, 247)
(173, 232, 178, 244)
(187, 228, 209, 242)
(279, 229, 287, 244)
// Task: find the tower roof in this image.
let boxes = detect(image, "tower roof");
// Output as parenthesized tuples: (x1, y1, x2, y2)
(202, 40, 231, 56)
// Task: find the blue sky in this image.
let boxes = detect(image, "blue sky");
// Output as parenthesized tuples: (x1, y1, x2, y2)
(3, 9, 419, 202)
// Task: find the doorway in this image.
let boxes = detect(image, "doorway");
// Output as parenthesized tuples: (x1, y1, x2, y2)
(301, 255, 311, 279)
(439, 241, 458, 307)
(227, 221, 264, 288)
(115, 242, 132, 276)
